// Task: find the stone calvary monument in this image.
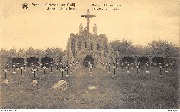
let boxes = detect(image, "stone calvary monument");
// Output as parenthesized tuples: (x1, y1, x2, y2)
(63, 9, 113, 67)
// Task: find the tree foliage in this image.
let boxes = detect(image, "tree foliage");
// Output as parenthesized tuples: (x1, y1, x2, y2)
(110, 39, 179, 57)
(148, 40, 179, 57)
(110, 39, 141, 55)
(0, 47, 65, 59)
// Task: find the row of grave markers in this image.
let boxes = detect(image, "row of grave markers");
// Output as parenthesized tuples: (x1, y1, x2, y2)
(85, 61, 173, 77)
(2, 60, 176, 84)
(100, 61, 175, 76)
(2, 61, 79, 84)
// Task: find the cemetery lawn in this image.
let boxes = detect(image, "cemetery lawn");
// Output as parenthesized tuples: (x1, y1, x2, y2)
(0, 67, 178, 109)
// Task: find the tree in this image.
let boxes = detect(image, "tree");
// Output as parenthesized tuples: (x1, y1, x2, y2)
(26, 47, 36, 57)
(17, 48, 25, 57)
(110, 39, 137, 55)
(148, 40, 179, 57)
(8, 48, 17, 57)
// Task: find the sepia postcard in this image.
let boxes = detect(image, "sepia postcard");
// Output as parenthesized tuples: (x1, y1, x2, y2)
(0, 0, 179, 110)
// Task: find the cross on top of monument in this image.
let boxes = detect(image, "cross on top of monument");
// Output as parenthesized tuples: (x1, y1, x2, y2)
(81, 9, 96, 34)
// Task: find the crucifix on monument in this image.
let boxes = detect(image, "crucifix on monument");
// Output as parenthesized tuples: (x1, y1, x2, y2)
(81, 9, 96, 35)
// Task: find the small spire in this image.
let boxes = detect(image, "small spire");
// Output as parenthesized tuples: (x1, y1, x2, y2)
(79, 23, 83, 34)
(93, 23, 97, 35)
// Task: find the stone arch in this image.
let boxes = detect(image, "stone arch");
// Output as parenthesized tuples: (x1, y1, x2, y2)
(83, 55, 94, 67)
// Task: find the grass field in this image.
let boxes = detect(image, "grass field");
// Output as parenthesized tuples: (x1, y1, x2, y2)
(0, 65, 179, 109)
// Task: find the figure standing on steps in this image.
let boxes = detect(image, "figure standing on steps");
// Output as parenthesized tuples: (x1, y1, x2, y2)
(89, 63, 92, 74)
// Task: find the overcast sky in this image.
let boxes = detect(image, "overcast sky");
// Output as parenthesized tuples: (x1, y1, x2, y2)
(0, 0, 179, 50)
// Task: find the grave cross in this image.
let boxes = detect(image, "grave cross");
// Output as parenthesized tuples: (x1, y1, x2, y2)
(13, 65, 16, 73)
(159, 66, 162, 75)
(145, 63, 150, 74)
(20, 66, 23, 74)
(165, 63, 169, 73)
(113, 63, 116, 75)
(43, 66, 46, 74)
(66, 65, 69, 75)
(136, 65, 139, 75)
(33, 69, 37, 79)
(69, 62, 72, 73)
(81, 9, 96, 34)
(56, 63, 59, 71)
(108, 63, 111, 73)
(121, 63, 124, 69)
(127, 63, 130, 71)
(146, 63, 149, 71)
(4, 68, 7, 79)
(23, 63, 26, 70)
(105, 63, 108, 70)
(3, 68, 9, 84)
(50, 64, 53, 73)
(61, 67, 64, 80)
